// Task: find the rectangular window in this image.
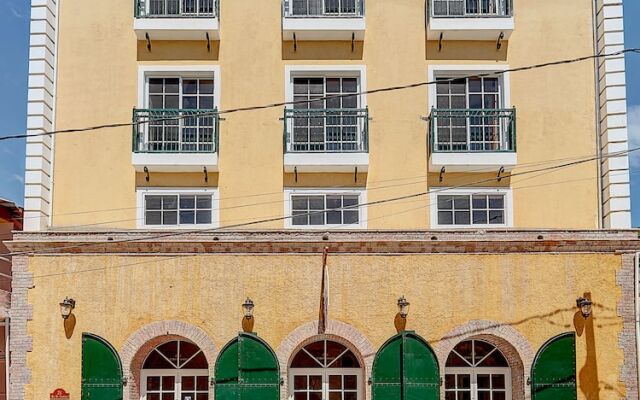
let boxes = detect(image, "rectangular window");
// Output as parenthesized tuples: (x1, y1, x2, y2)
(431, 189, 511, 228)
(286, 190, 365, 228)
(292, 0, 358, 16)
(434, 76, 504, 152)
(142, 192, 215, 227)
(145, 77, 215, 152)
(291, 77, 360, 152)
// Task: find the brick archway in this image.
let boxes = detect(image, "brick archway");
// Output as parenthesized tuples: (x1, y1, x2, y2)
(277, 320, 376, 400)
(435, 320, 535, 400)
(120, 320, 217, 400)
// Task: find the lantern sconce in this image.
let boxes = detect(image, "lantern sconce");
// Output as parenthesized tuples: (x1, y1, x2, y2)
(59, 297, 76, 320)
(576, 297, 593, 319)
(397, 296, 410, 319)
(242, 298, 255, 320)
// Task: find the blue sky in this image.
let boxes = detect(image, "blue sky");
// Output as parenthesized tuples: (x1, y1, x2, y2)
(0, 2, 639, 224)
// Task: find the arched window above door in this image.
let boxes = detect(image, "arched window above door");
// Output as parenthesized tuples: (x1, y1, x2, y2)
(445, 340, 511, 400)
(143, 339, 209, 369)
(289, 339, 363, 400)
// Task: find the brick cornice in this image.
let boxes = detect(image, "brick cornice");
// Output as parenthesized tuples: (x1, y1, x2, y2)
(5, 230, 640, 255)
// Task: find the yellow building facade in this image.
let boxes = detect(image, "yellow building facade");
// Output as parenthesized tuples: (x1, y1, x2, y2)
(12, 0, 639, 400)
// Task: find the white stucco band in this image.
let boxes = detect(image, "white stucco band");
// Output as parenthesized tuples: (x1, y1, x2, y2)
(595, 0, 631, 228)
(24, 0, 58, 231)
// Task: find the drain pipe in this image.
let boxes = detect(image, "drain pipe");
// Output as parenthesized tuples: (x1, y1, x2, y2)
(591, 0, 604, 229)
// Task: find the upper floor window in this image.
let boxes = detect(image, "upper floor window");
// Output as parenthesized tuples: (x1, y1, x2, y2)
(137, 188, 218, 229)
(436, 77, 500, 110)
(148, 77, 214, 110)
(432, 0, 512, 17)
(430, 189, 512, 228)
(137, 0, 217, 18)
(286, 0, 363, 17)
(285, 190, 366, 229)
(286, 74, 369, 154)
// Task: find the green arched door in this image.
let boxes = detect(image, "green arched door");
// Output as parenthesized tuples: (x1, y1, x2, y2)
(215, 333, 280, 400)
(81, 333, 123, 400)
(372, 331, 440, 400)
(531, 332, 577, 400)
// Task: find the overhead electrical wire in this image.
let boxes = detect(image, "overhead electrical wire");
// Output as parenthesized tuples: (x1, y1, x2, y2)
(6, 145, 638, 258)
(0, 48, 638, 142)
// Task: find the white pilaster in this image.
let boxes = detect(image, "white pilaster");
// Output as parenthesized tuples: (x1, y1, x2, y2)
(23, 0, 58, 231)
(596, 0, 631, 228)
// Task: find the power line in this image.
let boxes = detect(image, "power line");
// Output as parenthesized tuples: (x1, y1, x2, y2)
(1, 48, 638, 142)
(7, 146, 638, 257)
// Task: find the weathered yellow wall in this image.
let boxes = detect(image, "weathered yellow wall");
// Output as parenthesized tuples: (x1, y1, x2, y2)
(51, 0, 599, 229)
(25, 253, 624, 399)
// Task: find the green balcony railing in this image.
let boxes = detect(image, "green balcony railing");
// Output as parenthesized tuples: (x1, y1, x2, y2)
(429, 108, 516, 153)
(283, 108, 369, 153)
(283, 0, 365, 17)
(135, 0, 218, 18)
(430, 0, 513, 18)
(133, 109, 219, 153)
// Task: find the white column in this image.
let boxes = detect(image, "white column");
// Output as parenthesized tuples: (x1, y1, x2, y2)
(24, 0, 58, 231)
(596, 0, 632, 228)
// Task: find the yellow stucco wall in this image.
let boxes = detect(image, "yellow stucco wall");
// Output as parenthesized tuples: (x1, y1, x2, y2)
(25, 252, 624, 399)
(50, 0, 599, 230)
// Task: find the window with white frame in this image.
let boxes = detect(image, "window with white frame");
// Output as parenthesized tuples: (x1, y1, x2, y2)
(431, 189, 511, 228)
(140, 76, 216, 153)
(291, 76, 361, 152)
(434, 76, 505, 152)
(138, 189, 218, 228)
(286, 190, 365, 228)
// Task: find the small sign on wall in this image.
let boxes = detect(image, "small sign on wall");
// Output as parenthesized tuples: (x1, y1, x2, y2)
(50, 388, 70, 400)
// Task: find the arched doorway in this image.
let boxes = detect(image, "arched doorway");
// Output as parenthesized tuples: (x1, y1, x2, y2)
(141, 340, 209, 400)
(444, 339, 511, 400)
(289, 339, 363, 400)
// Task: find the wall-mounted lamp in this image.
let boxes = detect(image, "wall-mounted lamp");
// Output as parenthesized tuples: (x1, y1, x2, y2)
(242, 298, 255, 319)
(397, 296, 410, 319)
(576, 297, 593, 319)
(59, 297, 76, 320)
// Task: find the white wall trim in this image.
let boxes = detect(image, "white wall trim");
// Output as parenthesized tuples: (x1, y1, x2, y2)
(594, 0, 631, 228)
(23, 0, 60, 232)
(137, 65, 221, 110)
(429, 187, 513, 229)
(427, 64, 511, 110)
(135, 187, 220, 229)
(283, 188, 367, 229)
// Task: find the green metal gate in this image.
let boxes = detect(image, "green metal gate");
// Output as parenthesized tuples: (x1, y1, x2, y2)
(215, 332, 280, 400)
(81, 333, 123, 400)
(531, 332, 577, 400)
(372, 331, 440, 400)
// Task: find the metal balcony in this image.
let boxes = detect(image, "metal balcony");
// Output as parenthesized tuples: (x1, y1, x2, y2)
(427, 0, 514, 41)
(282, 0, 366, 41)
(283, 108, 369, 172)
(134, 0, 220, 40)
(429, 108, 517, 172)
(132, 109, 220, 172)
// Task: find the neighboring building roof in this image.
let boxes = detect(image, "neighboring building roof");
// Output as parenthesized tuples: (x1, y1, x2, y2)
(0, 198, 23, 231)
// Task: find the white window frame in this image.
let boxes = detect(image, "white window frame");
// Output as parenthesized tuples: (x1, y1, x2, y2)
(141, 369, 209, 400)
(429, 187, 513, 229)
(136, 187, 219, 229)
(284, 188, 367, 229)
(138, 65, 221, 110)
(284, 66, 367, 153)
(288, 368, 364, 400)
(444, 367, 512, 400)
(428, 65, 511, 111)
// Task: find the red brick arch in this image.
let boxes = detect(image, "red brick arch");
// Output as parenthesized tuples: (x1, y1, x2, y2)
(435, 320, 535, 400)
(277, 320, 376, 400)
(119, 320, 218, 400)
